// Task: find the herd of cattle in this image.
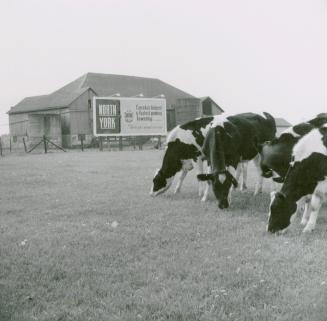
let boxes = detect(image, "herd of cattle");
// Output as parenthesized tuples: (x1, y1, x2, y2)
(150, 112, 327, 234)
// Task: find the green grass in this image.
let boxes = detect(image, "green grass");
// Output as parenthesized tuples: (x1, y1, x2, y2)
(1, 150, 327, 321)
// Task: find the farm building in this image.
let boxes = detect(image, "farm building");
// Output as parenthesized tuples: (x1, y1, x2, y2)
(199, 97, 224, 116)
(275, 117, 292, 136)
(8, 73, 223, 148)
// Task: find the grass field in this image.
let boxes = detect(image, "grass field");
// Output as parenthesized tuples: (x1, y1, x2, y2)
(1, 150, 327, 321)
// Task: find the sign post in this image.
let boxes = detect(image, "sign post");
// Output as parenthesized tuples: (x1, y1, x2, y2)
(93, 97, 167, 149)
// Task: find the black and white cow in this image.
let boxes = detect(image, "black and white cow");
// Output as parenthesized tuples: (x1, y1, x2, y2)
(267, 125, 327, 233)
(150, 115, 250, 201)
(150, 117, 216, 200)
(260, 114, 327, 181)
(197, 112, 276, 209)
(259, 115, 327, 224)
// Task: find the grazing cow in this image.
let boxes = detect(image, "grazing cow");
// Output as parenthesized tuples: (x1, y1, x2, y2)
(260, 115, 327, 226)
(267, 126, 327, 233)
(260, 114, 327, 181)
(150, 116, 250, 200)
(197, 112, 276, 209)
(150, 117, 216, 200)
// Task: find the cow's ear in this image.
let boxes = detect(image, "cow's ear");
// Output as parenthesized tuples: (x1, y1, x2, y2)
(197, 174, 214, 181)
(273, 176, 284, 183)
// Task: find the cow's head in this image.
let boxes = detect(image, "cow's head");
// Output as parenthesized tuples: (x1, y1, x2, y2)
(258, 135, 296, 179)
(150, 169, 174, 196)
(198, 170, 238, 209)
(150, 140, 189, 196)
(267, 191, 297, 233)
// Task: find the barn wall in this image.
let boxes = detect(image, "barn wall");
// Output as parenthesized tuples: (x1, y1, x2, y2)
(211, 103, 223, 115)
(28, 114, 62, 145)
(28, 114, 45, 141)
(174, 98, 201, 125)
(68, 89, 96, 146)
(202, 99, 212, 116)
(9, 113, 29, 136)
(60, 110, 71, 147)
(166, 108, 176, 131)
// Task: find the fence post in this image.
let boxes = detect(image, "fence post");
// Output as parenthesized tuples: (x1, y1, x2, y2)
(119, 136, 123, 151)
(43, 135, 47, 154)
(0, 137, 2, 156)
(9, 137, 12, 152)
(107, 136, 111, 151)
(81, 136, 84, 151)
(23, 137, 27, 153)
(99, 137, 103, 151)
(157, 135, 162, 149)
(138, 136, 143, 150)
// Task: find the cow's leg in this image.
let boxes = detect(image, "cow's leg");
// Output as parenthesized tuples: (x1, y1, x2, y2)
(174, 169, 188, 194)
(174, 159, 193, 194)
(303, 195, 322, 233)
(227, 166, 237, 205)
(292, 197, 304, 223)
(235, 162, 247, 191)
(201, 165, 211, 202)
(241, 161, 248, 191)
(235, 163, 242, 189)
(253, 154, 263, 195)
(300, 196, 312, 226)
(196, 158, 205, 197)
(303, 181, 327, 232)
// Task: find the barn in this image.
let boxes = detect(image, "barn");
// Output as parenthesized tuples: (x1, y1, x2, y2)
(8, 73, 224, 148)
(275, 117, 292, 136)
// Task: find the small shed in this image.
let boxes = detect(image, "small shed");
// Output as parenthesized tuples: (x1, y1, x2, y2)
(199, 97, 224, 117)
(166, 96, 224, 130)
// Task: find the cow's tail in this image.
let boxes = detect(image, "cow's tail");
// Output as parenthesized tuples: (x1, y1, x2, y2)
(263, 112, 277, 140)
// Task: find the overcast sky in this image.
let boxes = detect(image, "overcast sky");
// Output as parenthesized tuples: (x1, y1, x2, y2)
(1, 0, 327, 134)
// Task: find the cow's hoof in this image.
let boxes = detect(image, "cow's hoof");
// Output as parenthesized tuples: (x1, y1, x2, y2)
(300, 219, 308, 226)
(201, 196, 207, 202)
(240, 184, 247, 191)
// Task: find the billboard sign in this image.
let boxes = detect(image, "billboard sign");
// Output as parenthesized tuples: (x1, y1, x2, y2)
(93, 97, 167, 136)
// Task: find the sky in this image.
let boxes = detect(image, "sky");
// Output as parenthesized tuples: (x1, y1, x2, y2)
(1, 0, 327, 135)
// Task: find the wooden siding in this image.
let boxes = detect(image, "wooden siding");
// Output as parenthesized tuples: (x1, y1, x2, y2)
(9, 113, 29, 136)
(174, 98, 201, 125)
(28, 114, 62, 145)
(69, 89, 96, 136)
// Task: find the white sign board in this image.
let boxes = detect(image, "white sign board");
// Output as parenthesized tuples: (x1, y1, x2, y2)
(93, 97, 167, 136)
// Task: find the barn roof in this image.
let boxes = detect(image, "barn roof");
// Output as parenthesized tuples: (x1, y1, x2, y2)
(275, 117, 292, 127)
(9, 73, 195, 114)
(9, 87, 91, 114)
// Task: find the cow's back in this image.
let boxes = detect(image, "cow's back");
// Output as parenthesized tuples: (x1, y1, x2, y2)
(227, 112, 276, 160)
